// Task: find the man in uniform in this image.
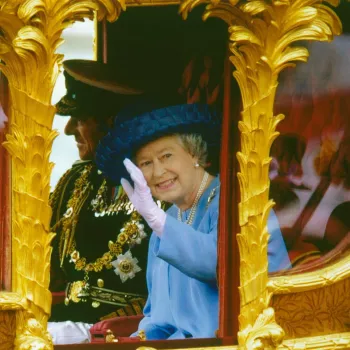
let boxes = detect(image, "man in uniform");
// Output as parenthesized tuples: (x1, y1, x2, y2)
(48, 59, 153, 343)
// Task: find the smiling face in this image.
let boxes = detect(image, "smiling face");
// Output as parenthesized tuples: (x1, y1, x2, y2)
(135, 135, 205, 209)
(64, 115, 110, 160)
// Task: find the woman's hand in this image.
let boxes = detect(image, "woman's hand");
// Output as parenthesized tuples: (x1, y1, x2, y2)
(121, 158, 166, 236)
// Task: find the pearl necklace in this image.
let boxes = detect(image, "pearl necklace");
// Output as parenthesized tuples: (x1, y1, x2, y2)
(177, 171, 209, 226)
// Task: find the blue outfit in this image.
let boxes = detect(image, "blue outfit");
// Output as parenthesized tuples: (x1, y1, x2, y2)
(133, 176, 290, 340)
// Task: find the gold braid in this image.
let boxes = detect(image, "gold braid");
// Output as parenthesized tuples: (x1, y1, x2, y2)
(56, 164, 146, 276)
(50, 164, 88, 231)
(59, 164, 93, 266)
(49, 168, 73, 218)
(71, 211, 144, 273)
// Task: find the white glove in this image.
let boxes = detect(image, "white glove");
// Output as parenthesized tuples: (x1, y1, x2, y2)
(121, 158, 166, 237)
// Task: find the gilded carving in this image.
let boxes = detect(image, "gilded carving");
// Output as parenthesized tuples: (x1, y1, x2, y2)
(179, 0, 341, 348)
(278, 332, 350, 349)
(269, 251, 350, 339)
(137, 333, 350, 350)
(137, 334, 350, 350)
(14, 310, 53, 350)
(269, 252, 350, 294)
(0, 0, 348, 348)
(0, 0, 125, 348)
(0, 292, 27, 311)
(272, 278, 350, 338)
(0, 311, 16, 350)
(126, 0, 180, 5)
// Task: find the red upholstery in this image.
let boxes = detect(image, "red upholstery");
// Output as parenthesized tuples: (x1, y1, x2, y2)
(50, 291, 143, 343)
(272, 232, 350, 276)
(89, 315, 143, 343)
(287, 236, 322, 267)
(52, 291, 66, 306)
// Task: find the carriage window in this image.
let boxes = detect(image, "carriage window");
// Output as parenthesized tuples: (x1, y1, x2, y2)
(47, 6, 229, 345)
(270, 1, 350, 274)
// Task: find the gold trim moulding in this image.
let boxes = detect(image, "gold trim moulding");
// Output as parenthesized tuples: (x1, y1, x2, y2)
(278, 332, 350, 350)
(126, 0, 181, 6)
(0, 292, 28, 311)
(136, 333, 350, 350)
(136, 346, 239, 350)
(268, 252, 350, 294)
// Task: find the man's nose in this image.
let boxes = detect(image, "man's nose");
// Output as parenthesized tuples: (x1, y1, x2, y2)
(64, 117, 76, 135)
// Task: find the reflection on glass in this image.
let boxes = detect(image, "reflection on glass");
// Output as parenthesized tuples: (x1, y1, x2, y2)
(271, 33, 350, 273)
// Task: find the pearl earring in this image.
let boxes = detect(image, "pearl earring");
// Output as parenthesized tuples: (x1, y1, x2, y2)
(194, 163, 199, 168)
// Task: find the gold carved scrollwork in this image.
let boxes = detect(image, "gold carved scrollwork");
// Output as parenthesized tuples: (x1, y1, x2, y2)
(14, 310, 53, 350)
(272, 278, 350, 338)
(0, 311, 16, 350)
(126, 0, 181, 5)
(179, 0, 341, 348)
(269, 253, 350, 294)
(278, 333, 350, 350)
(0, 0, 124, 348)
(0, 0, 347, 348)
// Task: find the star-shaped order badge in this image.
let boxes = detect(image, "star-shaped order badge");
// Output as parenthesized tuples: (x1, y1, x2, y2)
(121, 220, 147, 245)
(112, 250, 141, 283)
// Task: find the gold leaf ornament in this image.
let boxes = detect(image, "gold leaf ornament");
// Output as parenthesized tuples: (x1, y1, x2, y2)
(13, 26, 50, 71)
(15, 311, 53, 350)
(238, 308, 285, 350)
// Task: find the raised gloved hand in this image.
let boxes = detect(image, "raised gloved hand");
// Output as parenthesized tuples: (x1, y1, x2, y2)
(121, 158, 166, 237)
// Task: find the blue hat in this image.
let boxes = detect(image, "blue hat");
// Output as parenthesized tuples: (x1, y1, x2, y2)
(95, 103, 221, 185)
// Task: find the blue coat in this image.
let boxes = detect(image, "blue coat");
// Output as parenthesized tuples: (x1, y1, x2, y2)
(133, 176, 290, 339)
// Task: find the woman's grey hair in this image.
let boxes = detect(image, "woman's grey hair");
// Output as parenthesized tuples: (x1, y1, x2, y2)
(176, 133, 208, 167)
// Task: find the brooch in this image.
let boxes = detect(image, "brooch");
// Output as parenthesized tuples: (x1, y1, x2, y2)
(206, 186, 219, 209)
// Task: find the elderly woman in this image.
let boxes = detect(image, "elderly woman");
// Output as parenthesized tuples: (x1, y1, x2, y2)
(96, 103, 290, 340)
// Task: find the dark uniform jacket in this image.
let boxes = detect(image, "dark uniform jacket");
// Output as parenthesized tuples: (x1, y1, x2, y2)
(49, 160, 150, 323)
